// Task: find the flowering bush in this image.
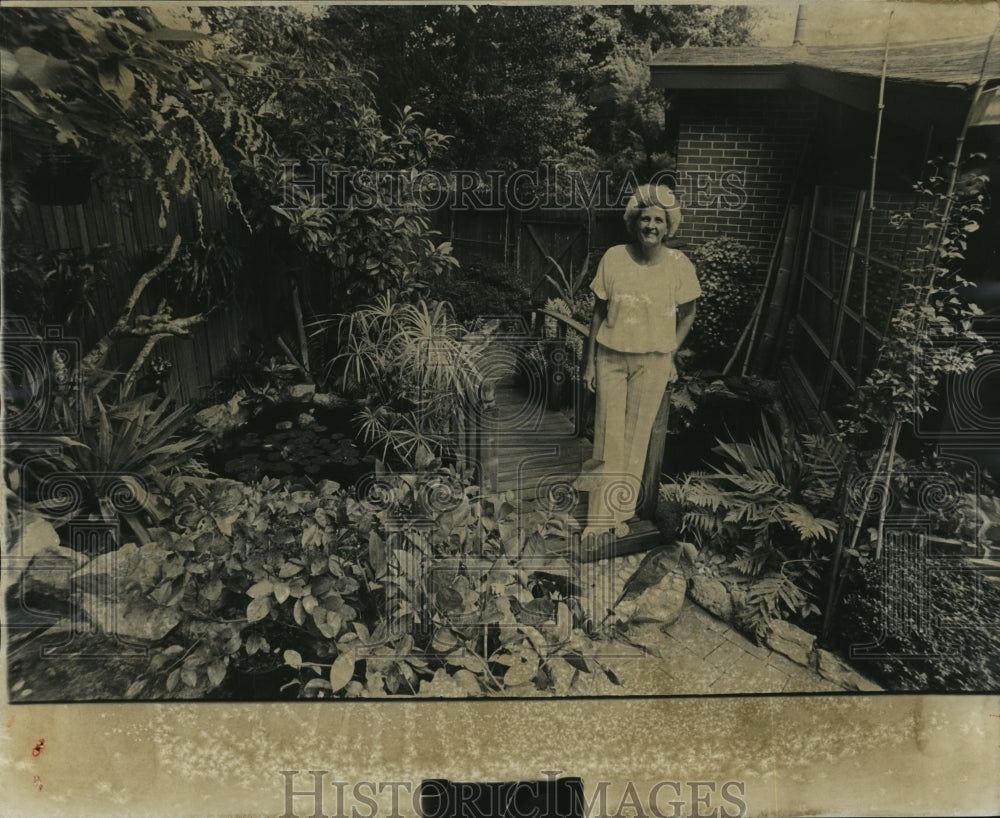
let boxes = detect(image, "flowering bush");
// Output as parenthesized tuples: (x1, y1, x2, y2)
(687, 238, 760, 364)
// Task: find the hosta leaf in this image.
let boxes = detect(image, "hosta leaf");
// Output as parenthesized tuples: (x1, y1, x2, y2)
(247, 596, 272, 622)
(279, 561, 303, 578)
(247, 580, 273, 599)
(200, 578, 223, 602)
(368, 530, 387, 577)
(207, 660, 227, 688)
(503, 657, 539, 688)
(313, 609, 335, 638)
(326, 611, 343, 636)
(329, 651, 356, 693)
(431, 628, 459, 652)
(556, 602, 571, 638)
(124, 679, 147, 699)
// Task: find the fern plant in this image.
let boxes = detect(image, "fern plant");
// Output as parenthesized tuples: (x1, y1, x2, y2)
(661, 412, 841, 636)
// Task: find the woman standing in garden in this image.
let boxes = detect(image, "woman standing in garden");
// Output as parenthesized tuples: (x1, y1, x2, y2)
(576, 183, 700, 541)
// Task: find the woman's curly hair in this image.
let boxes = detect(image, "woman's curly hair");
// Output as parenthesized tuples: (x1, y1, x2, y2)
(623, 183, 682, 238)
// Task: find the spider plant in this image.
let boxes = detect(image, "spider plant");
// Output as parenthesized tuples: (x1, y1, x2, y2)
(310, 292, 490, 468)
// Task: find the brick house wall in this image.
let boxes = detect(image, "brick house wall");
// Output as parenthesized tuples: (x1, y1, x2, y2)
(673, 89, 819, 261)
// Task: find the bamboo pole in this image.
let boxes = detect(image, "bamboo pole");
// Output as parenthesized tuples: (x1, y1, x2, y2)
(870, 19, 1000, 560)
(820, 14, 894, 640)
(825, 19, 1000, 638)
(854, 12, 893, 381)
(739, 204, 789, 376)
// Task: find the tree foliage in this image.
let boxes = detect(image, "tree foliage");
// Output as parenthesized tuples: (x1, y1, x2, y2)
(326, 4, 756, 179)
(1, 6, 456, 315)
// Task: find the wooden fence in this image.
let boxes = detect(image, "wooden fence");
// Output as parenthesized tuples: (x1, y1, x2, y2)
(10, 179, 274, 405)
(430, 205, 635, 300)
(11, 181, 648, 407)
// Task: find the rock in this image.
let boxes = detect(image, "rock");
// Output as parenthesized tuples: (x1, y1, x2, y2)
(15, 515, 61, 558)
(689, 575, 734, 622)
(297, 412, 317, 429)
(814, 648, 883, 692)
(194, 400, 248, 436)
(765, 619, 816, 667)
(81, 594, 182, 642)
(286, 383, 316, 402)
(20, 544, 88, 598)
(313, 392, 350, 409)
(275, 420, 293, 431)
(616, 568, 687, 628)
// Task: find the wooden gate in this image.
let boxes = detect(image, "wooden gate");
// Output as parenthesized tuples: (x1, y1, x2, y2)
(517, 213, 590, 302)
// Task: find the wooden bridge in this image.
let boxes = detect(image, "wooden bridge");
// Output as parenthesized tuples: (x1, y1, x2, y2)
(457, 309, 667, 560)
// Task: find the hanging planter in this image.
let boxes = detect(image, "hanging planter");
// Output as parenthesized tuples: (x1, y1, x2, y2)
(27, 152, 98, 206)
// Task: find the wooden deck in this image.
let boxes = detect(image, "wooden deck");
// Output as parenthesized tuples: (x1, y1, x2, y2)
(475, 342, 662, 561)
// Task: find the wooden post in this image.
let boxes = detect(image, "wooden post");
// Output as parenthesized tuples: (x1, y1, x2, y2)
(639, 386, 672, 520)
(754, 203, 803, 372)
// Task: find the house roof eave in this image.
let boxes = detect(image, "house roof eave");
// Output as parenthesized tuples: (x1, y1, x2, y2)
(650, 65, 797, 91)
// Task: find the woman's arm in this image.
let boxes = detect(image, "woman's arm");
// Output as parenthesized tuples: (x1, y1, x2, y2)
(676, 300, 697, 349)
(583, 297, 607, 392)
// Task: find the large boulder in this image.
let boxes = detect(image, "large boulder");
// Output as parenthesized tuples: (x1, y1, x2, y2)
(614, 549, 688, 628)
(194, 393, 248, 436)
(8, 514, 87, 598)
(313, 392, 351, 409)
(689, 575, 734, 622)
(285, 382, 316, 403)
(629, 570, 687, 628)
(20, 545, 88, 598)
(765, 619, 816, 667)
(80, 593, 182, 642)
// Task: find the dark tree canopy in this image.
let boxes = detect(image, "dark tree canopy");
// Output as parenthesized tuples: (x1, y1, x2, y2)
(324, 4, 757, 179)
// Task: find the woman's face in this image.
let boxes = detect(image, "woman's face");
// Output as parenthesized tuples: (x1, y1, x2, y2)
(635, 206, 669, 248)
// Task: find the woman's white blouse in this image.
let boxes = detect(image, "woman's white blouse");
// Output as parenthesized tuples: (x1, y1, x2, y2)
(590, 245, 701, 353)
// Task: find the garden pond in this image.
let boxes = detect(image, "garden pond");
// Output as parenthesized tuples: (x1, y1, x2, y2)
(204, 403, 376, 488)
